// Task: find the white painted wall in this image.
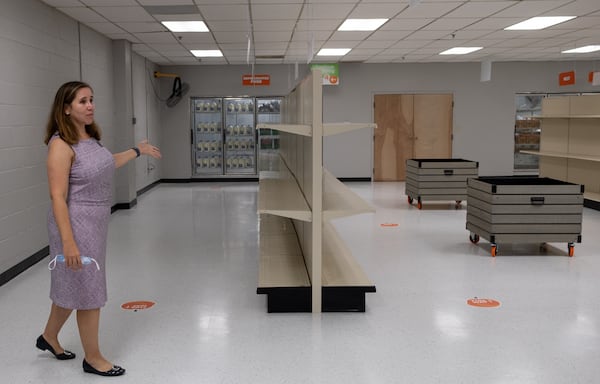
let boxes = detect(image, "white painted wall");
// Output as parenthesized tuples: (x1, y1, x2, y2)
(159, 61, 600, 179)
(0, 0, 162, 276)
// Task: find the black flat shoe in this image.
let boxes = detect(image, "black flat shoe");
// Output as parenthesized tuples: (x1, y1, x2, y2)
(83, 359, 126, 377)
(36, 335, 76, 360)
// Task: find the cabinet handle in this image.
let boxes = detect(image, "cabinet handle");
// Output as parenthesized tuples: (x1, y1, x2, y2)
(530, 196, 545, 205)
(444, 169, 454, 176)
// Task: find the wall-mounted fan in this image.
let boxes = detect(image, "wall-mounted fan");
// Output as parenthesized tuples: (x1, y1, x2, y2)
(154, 71, 190, 107)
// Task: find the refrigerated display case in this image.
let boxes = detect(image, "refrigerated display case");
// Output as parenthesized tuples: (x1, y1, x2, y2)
(224, 97, 256, 175)
(256, 97, 281, 152)
(192, 96, 280, 178)
(192, 97, 223, 176)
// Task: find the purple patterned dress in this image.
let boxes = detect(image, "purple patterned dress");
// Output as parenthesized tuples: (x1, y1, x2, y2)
(47, 135, 115, 310)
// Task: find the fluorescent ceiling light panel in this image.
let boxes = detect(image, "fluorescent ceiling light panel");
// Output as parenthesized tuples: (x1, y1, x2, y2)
(162, 21, 209, 32)
(317, 48, 351, 56)
(562, 45, 600, 53)
(504, 16, 576, 30)
(191, 50, 223, 57)
(439, 47, 483, 55)
(338, 19, 388, 31)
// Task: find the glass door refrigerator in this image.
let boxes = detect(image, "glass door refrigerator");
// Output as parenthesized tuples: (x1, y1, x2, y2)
(192, 97, 223, 176)
(223, 97, 256, 175)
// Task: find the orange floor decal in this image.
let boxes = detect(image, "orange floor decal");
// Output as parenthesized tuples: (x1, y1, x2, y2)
(380, 223, 399, 227)
(467, 298, 501, 308)
(121, 301, 155, 311)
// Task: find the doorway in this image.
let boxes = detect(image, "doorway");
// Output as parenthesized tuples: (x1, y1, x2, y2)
(373, 94, 453, 181)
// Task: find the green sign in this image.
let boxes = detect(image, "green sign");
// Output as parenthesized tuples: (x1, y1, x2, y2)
(310, 63, 339, 86)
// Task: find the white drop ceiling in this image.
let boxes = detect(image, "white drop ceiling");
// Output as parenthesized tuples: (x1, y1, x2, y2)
(39, 0, 600, 65)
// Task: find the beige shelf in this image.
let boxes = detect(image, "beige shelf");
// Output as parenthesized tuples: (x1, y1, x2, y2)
(256, 123, 312, 137)
(258, 154, 312, 222)
(540, 115, 600, 119)
(585, 191, 600, 202)
(323, 122, 376, 137)
(323, 168, 375, 221)
(521, 150, 600, 163)
(258, 215, 310, 289)
(322, 220, 374, 287)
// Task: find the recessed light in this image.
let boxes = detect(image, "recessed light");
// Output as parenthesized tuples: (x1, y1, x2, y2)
(504, 16, 576, 30)
(338, 19, 388, 31)
(191, 50, 223, 57)
(317, 48, 351, 56)
(162, 21, 209, 32)
(439, 47, 483, 55)
(562, 45, 600, 53)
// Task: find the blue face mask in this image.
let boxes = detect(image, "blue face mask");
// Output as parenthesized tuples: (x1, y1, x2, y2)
(48, 254, 100, 271)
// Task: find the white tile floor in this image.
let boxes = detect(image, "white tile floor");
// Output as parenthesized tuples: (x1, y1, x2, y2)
(2, 181, 600, 383)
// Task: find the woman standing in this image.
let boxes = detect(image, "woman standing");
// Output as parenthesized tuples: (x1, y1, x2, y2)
(36, 81, 161, 377)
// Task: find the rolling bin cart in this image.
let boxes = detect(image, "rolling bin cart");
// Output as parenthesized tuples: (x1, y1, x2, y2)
(406, 158, 479, 209)
(466, 176, 584, 257)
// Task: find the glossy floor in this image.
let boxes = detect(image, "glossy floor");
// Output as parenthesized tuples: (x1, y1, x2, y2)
(2, 182, 600, 383)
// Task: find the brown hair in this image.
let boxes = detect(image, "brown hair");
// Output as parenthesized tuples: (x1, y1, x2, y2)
(44, 81, 102, 145)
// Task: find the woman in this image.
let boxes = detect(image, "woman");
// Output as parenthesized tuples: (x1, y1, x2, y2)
(36, 81, 161, 377)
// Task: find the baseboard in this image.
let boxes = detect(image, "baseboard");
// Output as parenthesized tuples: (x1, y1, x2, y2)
(338, 177, 372, 182)
(584, 198, 600, 211)
(161, 178, 259, 183)
(0, 246, 49, 287)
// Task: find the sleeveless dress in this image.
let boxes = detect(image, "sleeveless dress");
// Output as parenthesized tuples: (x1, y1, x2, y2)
(47, 135, 115, 310)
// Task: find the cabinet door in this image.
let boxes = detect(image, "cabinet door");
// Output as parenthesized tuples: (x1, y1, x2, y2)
(192, 97, 223, 175)
(224, 97, 256, 175)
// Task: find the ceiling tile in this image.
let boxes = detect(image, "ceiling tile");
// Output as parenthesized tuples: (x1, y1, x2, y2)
(492, 0, 571, 17)
(198, 4, 249, 21)
(356, 39, 397, 49)
(380, 18, 435, 31)
(134, 31, 179, 43)
(86, 22, 125, 35)
(57, 7, 107, 23)
(81, 0, 137, 5)
(328, 31, 372, 41)
(347, 3, 408, 18)
(422, 18, 478, 30)
(444, 1, 516, 18)
(116, 22, 167, 33)
(176, 33, 216, 44)
(212, 30, 250, 43)
(404, 30, 453, 40)
(92, 6, 154, 22)
(295, 19, 344, 31)
(138, 0, 194, 4)
(396, 2, 464, 18)
(253, 31, 293, 43)
(252, 20, 296, 32)
(206, 21, 250, 32)
(253, 3, 303, 20)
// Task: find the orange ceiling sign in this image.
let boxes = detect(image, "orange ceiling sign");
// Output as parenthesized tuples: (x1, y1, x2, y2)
(467, 298, 501, 308)
(242, 74, 270, 86)
(559, 71, 575, 86)
(121, 301, 155, 311)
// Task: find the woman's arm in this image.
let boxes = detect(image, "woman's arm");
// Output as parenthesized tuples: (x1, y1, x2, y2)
(113, 140, 161, 169)
(47, 138, 82, 270)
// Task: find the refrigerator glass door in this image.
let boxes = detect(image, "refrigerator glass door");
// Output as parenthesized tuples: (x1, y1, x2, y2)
(224, 97, 256, 175)
(192, 97, 223, 175)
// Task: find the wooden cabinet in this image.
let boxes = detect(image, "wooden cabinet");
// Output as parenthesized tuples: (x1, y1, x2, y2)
(521, 94, 600, 210)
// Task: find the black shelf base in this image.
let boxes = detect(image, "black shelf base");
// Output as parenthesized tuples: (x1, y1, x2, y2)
(257, 286, 376, 313)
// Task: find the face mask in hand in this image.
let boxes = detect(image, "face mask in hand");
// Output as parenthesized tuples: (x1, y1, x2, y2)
(48, 254, 100, 271)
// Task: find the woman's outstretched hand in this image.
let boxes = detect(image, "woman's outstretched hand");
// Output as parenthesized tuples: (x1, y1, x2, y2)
(138, 140, 162, 159)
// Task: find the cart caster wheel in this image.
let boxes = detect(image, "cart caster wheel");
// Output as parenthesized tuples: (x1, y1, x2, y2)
(407, 196, 413, 204)
(455, 200, 462, 209)
(568, 243, 574, 257)
(490, 244, 497, 257)
(469, 234, 480, 244)
(417, 199, 423, 210)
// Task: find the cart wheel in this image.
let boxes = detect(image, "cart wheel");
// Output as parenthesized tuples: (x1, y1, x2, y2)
(455, 200, 462, 209)
(469, 233, 480, 244)
(490, 244, 497, 257)
(417, 198, 423, 210)
(407, 196, 413, 204)
(568, 243, 574, 257)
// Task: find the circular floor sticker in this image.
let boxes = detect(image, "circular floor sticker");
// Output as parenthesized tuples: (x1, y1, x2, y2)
(467, 298, 501, 308)
(121, 301, 155, 311)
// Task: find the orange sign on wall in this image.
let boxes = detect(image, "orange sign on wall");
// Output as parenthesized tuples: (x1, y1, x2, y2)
(559, 71, 575, 86)
(242, 74, 270, 86)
